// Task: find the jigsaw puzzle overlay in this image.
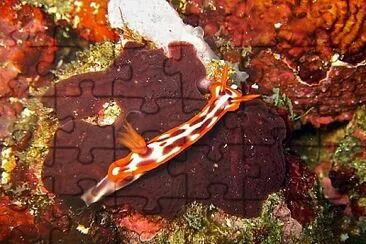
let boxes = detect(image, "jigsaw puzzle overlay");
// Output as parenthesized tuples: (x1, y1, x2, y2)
(41, 41, 287, 218)
(2, 1, 365, 243)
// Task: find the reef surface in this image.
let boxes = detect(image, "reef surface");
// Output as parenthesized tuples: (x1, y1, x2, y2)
(177, 0, 366, 126)
(0, 0, 365, 243)
(42, 42, 287, 218)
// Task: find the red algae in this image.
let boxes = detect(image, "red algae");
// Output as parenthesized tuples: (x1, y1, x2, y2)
(112, 206, 166, 241)
(0, 0, 57, 89)
(284, 154, 316, 224)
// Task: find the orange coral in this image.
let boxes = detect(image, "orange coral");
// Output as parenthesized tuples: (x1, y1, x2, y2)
(182, 0, 366, 80)
(179, 0, 366, 125)
(70, 0, 119, 42)
(0, 197, 34, 240)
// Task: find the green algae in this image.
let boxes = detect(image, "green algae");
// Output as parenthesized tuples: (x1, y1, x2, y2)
(54, 41, 122, 81)
(353, 105, 366, 133)
(272, 87, 295, 120)
(292, 106, 366, 182)
(272, 88, 314, 122)
(153, 191, 344, 243)
(333, 135, 361, 165)
(333, 106, 366, 184)
(327, 106, 366, 241)
(1, 98, 58, 217)
(155, 193, 286, 243)
(351, 159, 366, 184)
(169, 0, 189, 14)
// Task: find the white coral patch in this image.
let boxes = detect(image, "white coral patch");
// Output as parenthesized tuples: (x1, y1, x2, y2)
(108, 0, 216, 65)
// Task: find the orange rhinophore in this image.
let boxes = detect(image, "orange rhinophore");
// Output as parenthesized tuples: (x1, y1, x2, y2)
(81, 65, 260, 205)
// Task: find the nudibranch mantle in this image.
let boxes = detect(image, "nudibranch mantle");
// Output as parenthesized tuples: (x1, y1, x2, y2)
(81, 66, 259, 205)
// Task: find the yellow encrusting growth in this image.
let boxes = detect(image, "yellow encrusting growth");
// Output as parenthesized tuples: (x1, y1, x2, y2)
(1, 148, 17, 172)
(76, 224, 90, 234)
(1, 148, 17, 184)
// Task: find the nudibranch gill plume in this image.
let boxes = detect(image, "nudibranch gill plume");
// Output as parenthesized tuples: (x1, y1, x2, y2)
(81, 65, 259, 205)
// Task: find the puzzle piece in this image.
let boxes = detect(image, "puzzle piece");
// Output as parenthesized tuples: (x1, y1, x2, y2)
(2, 1, 366, 243)
(40, 43, 205, 216)
(40, 39, 290, 220)
(0, 197, 74, 243)
(42, 42, 185, 122)
(164, 42, 207, 113)
(112, 160, 187, 216)
(166, 100, 287, 217)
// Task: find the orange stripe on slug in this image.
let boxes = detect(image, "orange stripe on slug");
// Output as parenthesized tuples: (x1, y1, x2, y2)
(220, 64, 229, 93)
(231, 94, 261, 103)
(108, 161, 134, 182)
(114, 154, 133, 167)
(209, 82, 220, 98)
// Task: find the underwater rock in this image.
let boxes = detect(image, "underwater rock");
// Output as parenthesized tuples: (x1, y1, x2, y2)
(177, 0, 366, 126)
(273, 203, 303, 242)
(327, 106, 366, 218)
(329, 165, 359, 194)
(0, 102, 23, 139)
(316, 161, 350, 206)
(42, 42, 287, 218)
(247, 50, 366, 127)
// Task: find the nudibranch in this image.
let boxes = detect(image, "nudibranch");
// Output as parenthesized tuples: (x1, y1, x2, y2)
(81, 65, 259, 205)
